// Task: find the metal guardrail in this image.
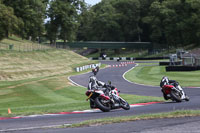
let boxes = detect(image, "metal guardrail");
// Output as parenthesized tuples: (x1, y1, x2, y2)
(75, 63, 101, 72)
(89, 57, 169, 60)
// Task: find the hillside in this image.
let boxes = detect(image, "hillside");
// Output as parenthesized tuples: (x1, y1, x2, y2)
(0, 38, 93, 81)
(0, 38, 97, 116)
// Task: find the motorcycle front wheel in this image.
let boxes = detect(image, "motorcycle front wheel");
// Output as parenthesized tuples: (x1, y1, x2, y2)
(120, 98, 130, 110)
(170, 90, 182, 102)
(95, 97, 111, 112)
(185, 96, 190, 101)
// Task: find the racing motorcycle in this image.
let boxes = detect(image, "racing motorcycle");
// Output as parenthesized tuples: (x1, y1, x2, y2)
(85, 67, 130, 112)
(161, 84, 190, 102)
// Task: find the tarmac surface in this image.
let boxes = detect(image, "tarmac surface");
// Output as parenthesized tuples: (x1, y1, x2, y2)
(17, 116, 200, 133)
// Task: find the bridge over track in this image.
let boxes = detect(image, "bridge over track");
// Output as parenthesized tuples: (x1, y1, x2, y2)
(56, 41, 152, 51)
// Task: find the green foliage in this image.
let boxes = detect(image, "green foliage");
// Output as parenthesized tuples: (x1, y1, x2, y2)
(90, 1, 121, 41)
(113, 0, 141, 41)
(77, 4, 95, 41)
(143, 0, 200, 47)
(3, 0, 46, 40)
(46, 0, 83, 43)
(0, 3, 22, 40)
(1, 0, 200, 47)
(78, 0, 200, 47)
(78, 0, 142, 41)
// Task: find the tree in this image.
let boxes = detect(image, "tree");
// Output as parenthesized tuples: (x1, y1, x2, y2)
(3, 0, 46, 40)
(143, 0, 200, 47)
(180, 0, 200, 46)
(113, 0, 141, 41)
(77, 0, 143, 42)
(76, 3, 94, 41)
(142, 1, 167, 46)
(89, 1, 121, 41)
(138, 0, 155, 42)
(0, 3, 22, 40)
(46, 0, 82, 43)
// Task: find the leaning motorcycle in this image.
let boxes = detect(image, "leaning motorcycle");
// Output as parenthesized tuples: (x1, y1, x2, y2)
(85, 67, 130, 112)
(161, 84, 189, 102)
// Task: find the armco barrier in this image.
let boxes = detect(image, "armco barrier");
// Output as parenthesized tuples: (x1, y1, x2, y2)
(166, 66, 200, 71)
(159, 61, 182, 66)
(75, 63, 101, 72)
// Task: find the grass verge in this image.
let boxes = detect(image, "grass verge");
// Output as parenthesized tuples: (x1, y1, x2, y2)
(0, 61, 163, 117)
(0, 76, 163, 117)
(0, 37, 164, 117)
(63, 110, 200, 128)
(125, 63, 200, 87)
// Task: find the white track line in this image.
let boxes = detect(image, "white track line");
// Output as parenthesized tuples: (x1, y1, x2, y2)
(68, 76, 86, 88)
(122, 64, 200, 88)
(0, 124, 72, 132)
(122, 63, 159, 87)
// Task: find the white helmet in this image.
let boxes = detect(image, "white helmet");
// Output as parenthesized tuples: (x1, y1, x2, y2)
(160, 76, 169, 87)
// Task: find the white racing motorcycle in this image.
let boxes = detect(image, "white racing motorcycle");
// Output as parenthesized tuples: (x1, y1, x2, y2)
(85, 67, 130, 112)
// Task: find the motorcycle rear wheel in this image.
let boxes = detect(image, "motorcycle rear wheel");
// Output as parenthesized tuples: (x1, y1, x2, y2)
(95, 97, 111, 112)
(170, 90, 182, 102)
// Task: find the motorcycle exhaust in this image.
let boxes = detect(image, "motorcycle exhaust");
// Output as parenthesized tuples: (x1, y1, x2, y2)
(86, 92, 93, 101)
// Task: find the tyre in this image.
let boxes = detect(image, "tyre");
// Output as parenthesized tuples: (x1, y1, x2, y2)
(170, 90, 182, 102)
(90, 100, 96, 108)
(120, 98, 130, 110)
(163, 93, 170, 100)
(185, 96, 190, 101)
(95, 97, 111, 112)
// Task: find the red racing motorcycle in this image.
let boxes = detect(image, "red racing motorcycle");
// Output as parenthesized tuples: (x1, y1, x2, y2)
(161, 84, 190, 102)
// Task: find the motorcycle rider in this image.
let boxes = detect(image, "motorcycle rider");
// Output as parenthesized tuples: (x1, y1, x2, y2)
(88, 76, 106, 90)
(160, 76, 178, 88)
(160, 76, 188, 100)
(88, 67, 113, 108)
(88, 75, 123, 109)
(89, 66, 113, 93)
(92, 66, 99, 76)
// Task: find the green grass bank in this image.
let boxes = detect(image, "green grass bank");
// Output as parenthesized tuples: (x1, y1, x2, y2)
(125, 62, 200, 87)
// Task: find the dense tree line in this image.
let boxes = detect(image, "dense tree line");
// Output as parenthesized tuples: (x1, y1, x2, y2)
(0, 0, 200, 48)
(79, 0, 200, 48)
(0, 0, 48, 40)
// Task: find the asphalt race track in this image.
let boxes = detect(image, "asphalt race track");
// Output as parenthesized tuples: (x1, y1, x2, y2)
(17, 116, 200, 133)
(0, 61, 200, 132)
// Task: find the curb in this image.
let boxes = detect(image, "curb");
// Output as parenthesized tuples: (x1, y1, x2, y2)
(0, 102, 161, 121)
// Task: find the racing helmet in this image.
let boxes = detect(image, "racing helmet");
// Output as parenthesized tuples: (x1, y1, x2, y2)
(160, 76, 169, 87)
